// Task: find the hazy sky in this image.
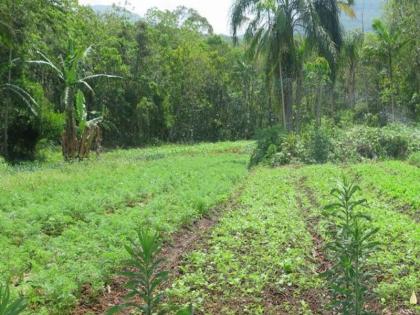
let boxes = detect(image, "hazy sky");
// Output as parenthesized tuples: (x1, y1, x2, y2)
(79, 0, 234, 35)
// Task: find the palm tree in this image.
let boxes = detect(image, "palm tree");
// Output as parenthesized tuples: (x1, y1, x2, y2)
(231, 0, 354, 131)
(341, 31, 363, 108)
(371, 19, 404, 122)
(29, 41, 120, 160)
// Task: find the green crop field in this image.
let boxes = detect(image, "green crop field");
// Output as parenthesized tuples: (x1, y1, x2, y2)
(0, 142, 251, 314)
(1, 142, 418, 314)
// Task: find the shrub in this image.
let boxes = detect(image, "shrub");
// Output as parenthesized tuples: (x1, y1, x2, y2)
(6, 114, 41, 162)
(249, 125, 286, 167)
(380, 134, 408, 159)
(408, 152, 420, 167)
(248, 123, 420, 166)
(306, 127, 331, 163)
(40, 110, 65, 143)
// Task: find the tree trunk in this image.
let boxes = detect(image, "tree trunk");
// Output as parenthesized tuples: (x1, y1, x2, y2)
(316, 85, 323, 127)
(351, 64, 356, 108)
(62, 86, 78, 160)
(2, 49, 13, 159)
(388, 52, 395, 122)
(284, 76, 293, 131)
(279, 63, 287, 129)
(295, 70, 303, 132)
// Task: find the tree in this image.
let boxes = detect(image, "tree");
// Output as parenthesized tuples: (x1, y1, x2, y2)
(371, 19, 404, 121)
(231, 0, 351, 131)
(29, 42, 120, 160)
(0, 10, 38, 159)
(0, 59, 39, 159)
(304, 56, 331, 126)
(342, 31, 364, 108)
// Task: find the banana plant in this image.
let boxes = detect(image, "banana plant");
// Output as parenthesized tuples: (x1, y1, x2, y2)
(28, 41, 121, 160)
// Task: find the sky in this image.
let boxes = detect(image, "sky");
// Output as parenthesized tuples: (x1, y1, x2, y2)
(78, 0, 234, 35)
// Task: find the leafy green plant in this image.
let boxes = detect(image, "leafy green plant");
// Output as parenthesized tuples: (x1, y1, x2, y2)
(0, 281, 26, 315)
(323, 176, 379, 315)
(408, 151, 420, 167)
(28, 41, 120, 160)
(108, 229, 193, 315)
(249, 125, 286, 167)
(306, 127, 331, 163)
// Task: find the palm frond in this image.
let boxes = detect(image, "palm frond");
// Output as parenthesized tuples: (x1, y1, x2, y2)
(27, 59, 64, 80)
(1, 83, 39, 116)
(79, 74, 122, 81)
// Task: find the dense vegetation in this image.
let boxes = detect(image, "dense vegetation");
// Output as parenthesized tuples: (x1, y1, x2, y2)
(1, 142, 418, 314)
(0, 0, 418, 314)
(0, 0, 418, 162)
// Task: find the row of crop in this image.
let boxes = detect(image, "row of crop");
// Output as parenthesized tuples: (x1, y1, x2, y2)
(0, 152, 248, 314)
(167, 168, 321, 314)
(296, 165, 419, 312)
(352, 161, 420, 210)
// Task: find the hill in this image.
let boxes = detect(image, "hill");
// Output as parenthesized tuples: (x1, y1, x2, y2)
(90, 4, 141, 22)
(341, 0, 386, 32)
(89, 1, 385, 34)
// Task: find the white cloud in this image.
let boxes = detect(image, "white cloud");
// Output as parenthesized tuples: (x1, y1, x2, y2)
(78, 0, 233, 35)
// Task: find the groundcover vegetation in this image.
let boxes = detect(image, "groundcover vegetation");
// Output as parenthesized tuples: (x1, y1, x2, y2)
(1, 140, 418, 314)
(0, 142, 250, 314)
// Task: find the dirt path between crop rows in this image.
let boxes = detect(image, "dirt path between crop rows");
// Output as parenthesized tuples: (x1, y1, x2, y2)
(262, 176, 332, 314)
(73, 184, 246, 315)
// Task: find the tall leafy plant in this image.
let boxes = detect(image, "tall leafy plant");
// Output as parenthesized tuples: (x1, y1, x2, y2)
(323, 176, 379, 314)
(0, 281, 26, 315)
(29, 41, 120, 160)
(108, 229, 193, 315)
(370, 19, 405, 122)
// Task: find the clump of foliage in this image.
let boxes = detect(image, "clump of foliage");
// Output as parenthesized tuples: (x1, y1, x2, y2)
(29, 42, 120, 161)
(108, 229, 193, 315)
(0, 281, 26, 315)
(306, 127, 331, 163)
(323, 177, 379, 314)
(250, 124, 419, 167)
(249, 125, 286, 167)
(408, 152, 420, 167)
(108, 229, 167, 315)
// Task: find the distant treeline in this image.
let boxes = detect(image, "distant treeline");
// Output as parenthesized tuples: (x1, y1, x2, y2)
(0, 0, 418, 161)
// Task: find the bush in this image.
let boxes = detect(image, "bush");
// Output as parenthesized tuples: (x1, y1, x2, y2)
(6, 114, 41, 163)
(249, 125, 286, 167)
(380, 134, 408, 159)
(306, 127, 331, 163)
(408, 152, 420, 167)
(40, 110, 65, 143)
(249, 123, 420, 167)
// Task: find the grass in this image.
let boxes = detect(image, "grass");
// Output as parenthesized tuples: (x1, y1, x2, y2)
(0, 142, 251, 314)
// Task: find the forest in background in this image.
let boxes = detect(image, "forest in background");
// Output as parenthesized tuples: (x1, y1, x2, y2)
(0, 0, 418, 162)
